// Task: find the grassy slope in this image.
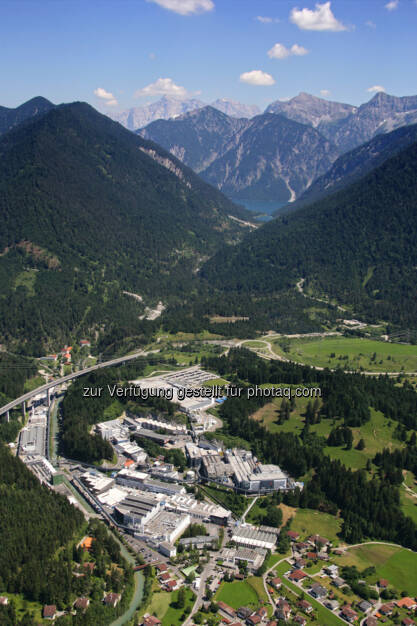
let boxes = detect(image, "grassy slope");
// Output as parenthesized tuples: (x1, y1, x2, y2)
(289, 508, 342, 544)
(336, 544, 417, 595)
(272, 336, 417, 373)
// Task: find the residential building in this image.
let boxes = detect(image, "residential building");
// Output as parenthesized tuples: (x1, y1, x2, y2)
(309, 583, 327, 599)
(104, 593, 121, 608)
(43, 605, 57, 620)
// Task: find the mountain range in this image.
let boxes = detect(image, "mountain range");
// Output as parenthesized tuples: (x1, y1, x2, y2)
(109, 96, 260, 130)
(138, 91, 417, 206)
(140, 106, 339, 204)
(202, 137, 417, 328)
(285, 122, 417, 212)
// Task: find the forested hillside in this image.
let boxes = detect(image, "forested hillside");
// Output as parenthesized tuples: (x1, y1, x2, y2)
(202, 348, 417, 548)
(203, 140, 417, 327)
(0, 101, 248, 355)
(0, 446, 84, 602)
(285, 122, 417, 212)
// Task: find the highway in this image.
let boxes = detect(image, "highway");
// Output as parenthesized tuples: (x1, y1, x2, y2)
(0, 349, 153, 417)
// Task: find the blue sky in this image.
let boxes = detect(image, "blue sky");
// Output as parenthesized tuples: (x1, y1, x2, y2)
(1, 0, 416, 111)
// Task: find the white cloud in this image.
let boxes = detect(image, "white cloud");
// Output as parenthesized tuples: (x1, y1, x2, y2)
(135, 78, 188, 98)
(146, 0, 214, 16)
(320, 89, 331, 96)
(240, 70, 275, 86)
(268, 43, 309, 59)
(365, 20, 376, 28)
(290, 2, 347, 31)
(291, 43, 309, 55)
(367, 85, 386, 93)
(94, 87, 118, 106)
(256, 16, 280, 23)
(385, 0, 399, 10)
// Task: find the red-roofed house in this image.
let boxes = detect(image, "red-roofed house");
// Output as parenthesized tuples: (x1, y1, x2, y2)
(74, 597, 90, 612)
(0, 597, 8, 606)
(247, 615, 261, 626)
(218, 601, 237, 620)
(142, 616, 162, 626)
(340, 605, 358, 623)
(402, 618, 416, 626)
(289, 569, 307, 582)
(164, 580, 178, 592)
(43, 605, 57, 620)
(379, 579, 389, 588)
(287, 531, 300, 541)
(380, 603, 395, 616)
(397, 598, 417, 610)
(271, 577, 282, 590)
(156, 563, 168, 572)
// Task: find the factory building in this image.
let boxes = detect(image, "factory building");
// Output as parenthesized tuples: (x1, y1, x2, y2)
(231, 525, 278, 551)
(114, 494, 161, 531)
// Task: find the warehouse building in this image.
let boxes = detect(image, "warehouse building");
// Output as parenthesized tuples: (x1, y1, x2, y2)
(114, 494, 161, 531)
(231, 525, 277, 550)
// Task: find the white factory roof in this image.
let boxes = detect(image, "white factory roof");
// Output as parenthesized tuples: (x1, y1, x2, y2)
(98, 487, 129, 507)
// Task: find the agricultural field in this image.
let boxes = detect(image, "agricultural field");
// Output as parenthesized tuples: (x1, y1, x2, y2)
(288, 508, 342, 544)
(145, 587, 195, 626)
(271, 336, 417, 373)
(215, 576, 269, 611)
(336, 544, 417, 595)
(215, 579, 258, 609)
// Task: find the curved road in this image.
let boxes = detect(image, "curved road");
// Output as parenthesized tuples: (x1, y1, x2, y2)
(0, 349, 156, 417)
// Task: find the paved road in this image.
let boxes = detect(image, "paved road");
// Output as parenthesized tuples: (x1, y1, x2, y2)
(0, 349, 155, 417)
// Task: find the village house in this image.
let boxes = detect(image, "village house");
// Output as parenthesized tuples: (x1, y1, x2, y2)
(104, 592, 121, 608)
(74, 597, 90, 612)
(237, 607, 253, 620)
(358, 600, 372, 613)
(288, 569, 307, 582)
(218, 601, 237, 621)
(271, 577, 282, 590)
(324, 599, 339, 611)
(287, 531, 300, 541)
(340, 605, 358, 623)
(397, 597, 417, 611)
(379, 602, 395, 616)
(297, 599, 313, 614)
(307, 534, 330, 548)
(43, 605, 57, 620)
(142, 616, 162, 626)
(276, 598, 291, 621)
(309, 583, 327, 599)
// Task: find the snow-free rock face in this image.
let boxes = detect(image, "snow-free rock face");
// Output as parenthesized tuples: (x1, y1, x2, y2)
(265, 92, 355, 129)
(201, 113, 339, 203)
(138, 106, 250, 173)
(323, 92, 417, 153)
(140, 107, 339, 204)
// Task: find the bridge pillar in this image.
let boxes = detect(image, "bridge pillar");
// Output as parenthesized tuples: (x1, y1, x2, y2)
(47, 388, 51, 407)
(5, 410, 9, 423)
